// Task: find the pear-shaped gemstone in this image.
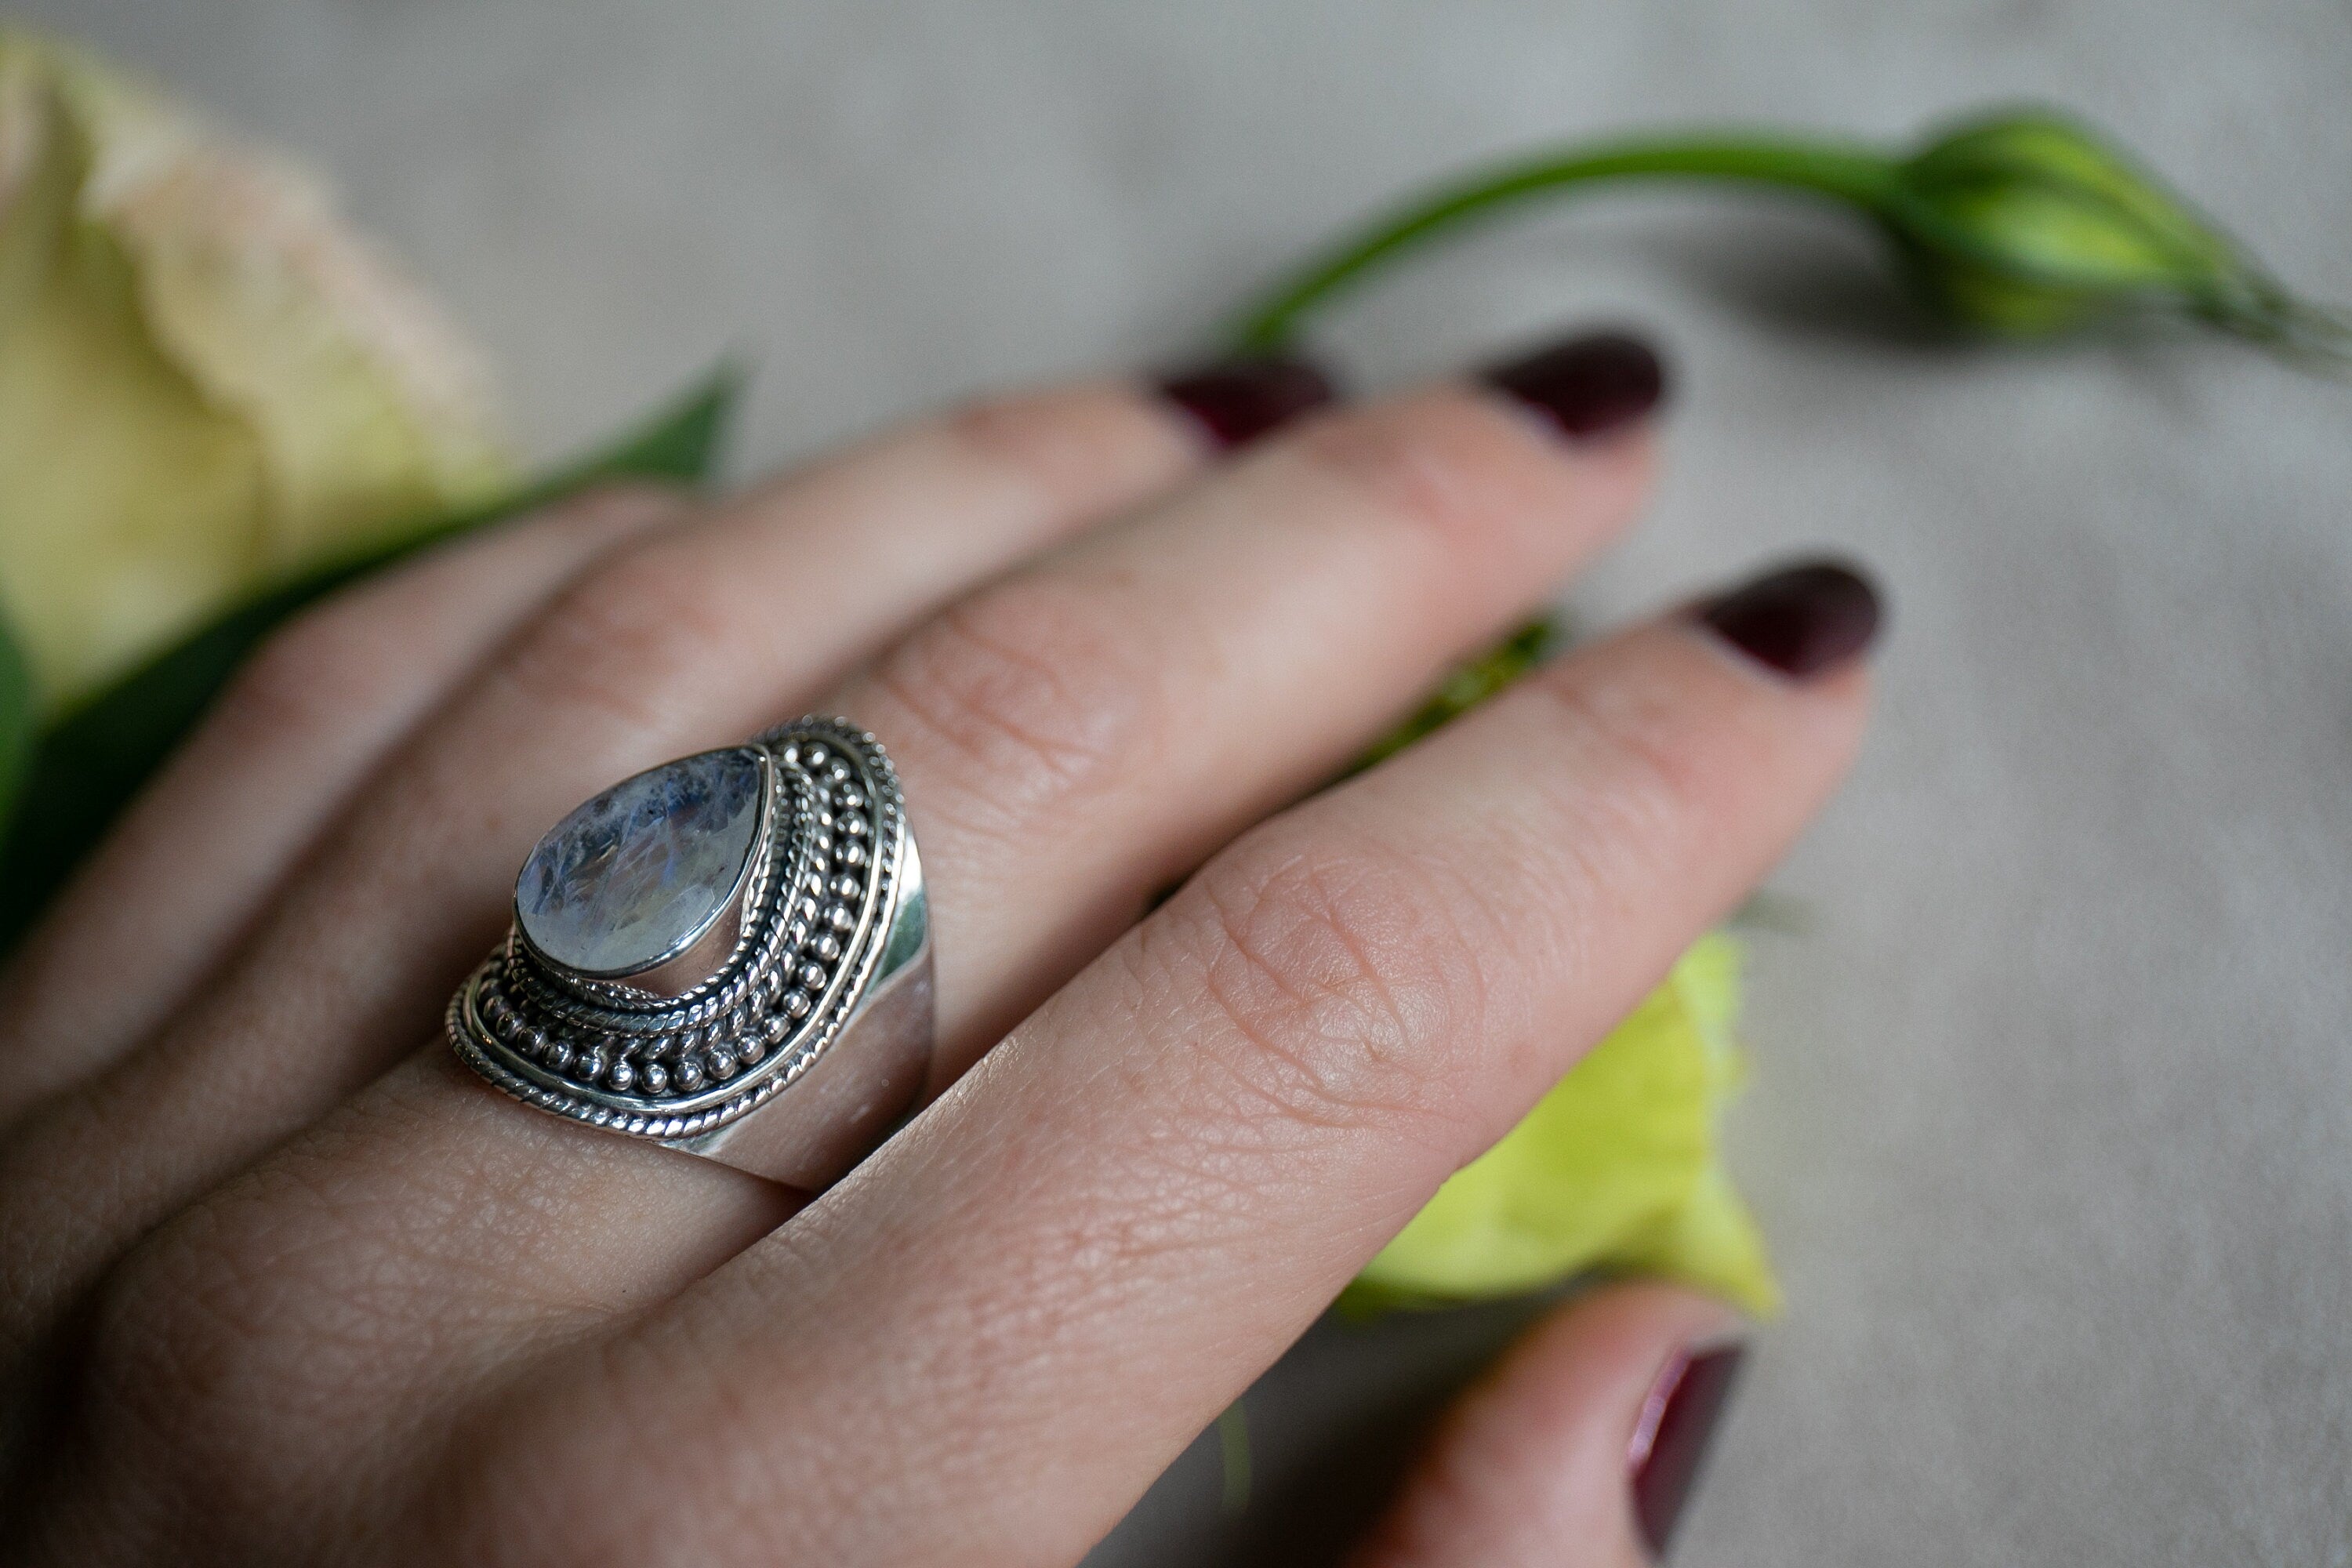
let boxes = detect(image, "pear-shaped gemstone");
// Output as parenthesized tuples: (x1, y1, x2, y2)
(515, 747, 764, 976)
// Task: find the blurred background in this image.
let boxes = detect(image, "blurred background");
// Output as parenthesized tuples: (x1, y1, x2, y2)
(12, 2, 2351, 1562)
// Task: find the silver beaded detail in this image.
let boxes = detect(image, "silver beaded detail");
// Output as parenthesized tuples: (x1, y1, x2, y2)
(447, 717, 909, 1142)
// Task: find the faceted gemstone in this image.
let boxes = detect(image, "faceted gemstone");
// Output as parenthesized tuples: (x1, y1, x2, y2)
(516, 746, 764, 976)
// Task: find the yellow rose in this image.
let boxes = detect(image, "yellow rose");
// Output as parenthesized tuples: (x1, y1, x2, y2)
(0, 28, 510, 716)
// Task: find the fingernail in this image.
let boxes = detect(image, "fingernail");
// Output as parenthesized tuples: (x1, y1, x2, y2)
(1156, 354, 1338, 449)
(1628, 1344, 1745, 1560)
(1478, 330, 1667, 442)
(1697, 558, 1882, 679)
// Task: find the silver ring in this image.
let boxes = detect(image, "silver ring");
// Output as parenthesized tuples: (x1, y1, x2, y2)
(446, 717, 931, 1190)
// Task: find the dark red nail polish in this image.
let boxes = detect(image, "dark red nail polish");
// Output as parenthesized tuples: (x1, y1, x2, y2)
(1479, 331, 1667, 441)
(1628, 1345, 1744, 1560)
(1156, 355, 1337, 449)
(1697, 559, 1882, 679)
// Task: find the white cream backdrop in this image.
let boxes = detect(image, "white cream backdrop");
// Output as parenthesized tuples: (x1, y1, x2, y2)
(17, 2, 2351, 1561)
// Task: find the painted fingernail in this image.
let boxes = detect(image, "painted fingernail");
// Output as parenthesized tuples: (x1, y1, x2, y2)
(1628, 1344, 1745, 1560)
(1156, 354, 1338, 449)
(1479, 330, 1667, 441)
(1697, 558, 1882, 679)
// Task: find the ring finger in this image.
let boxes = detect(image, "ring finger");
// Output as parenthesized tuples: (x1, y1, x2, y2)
(0, 366, 1277, 1398)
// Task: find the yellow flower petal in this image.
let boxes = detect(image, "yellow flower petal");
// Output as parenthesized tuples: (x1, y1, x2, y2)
(0, 29, 508, 713)
(1351, 933, 1777, 1316)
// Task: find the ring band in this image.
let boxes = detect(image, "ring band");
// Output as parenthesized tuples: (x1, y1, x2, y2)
(446, 717, 931, 1189)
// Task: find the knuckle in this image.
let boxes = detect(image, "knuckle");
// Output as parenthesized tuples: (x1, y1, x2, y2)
(71, 1210, 307, 1527)
(938, 386, 1158, 515)
(493, 540, 729, 731)
(871, 574, 1176, 811)
(213, 597, 402, 743)
(1160, 825, 1491, 1136)
(0, 1127, 103, 1359)
(541, 479, 688, 539)
(426, 1449, 576, 1568)
(430, 1380, 677, 1568)
(69, 1148, 439, 1520)
(1283, 394, 1539, 556)
(1521, 659, 1715, 878)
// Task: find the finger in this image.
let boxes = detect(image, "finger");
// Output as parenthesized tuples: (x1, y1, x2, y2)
(462, 561, 1875, 1566)
(34, 336, 1670, 1530)
(1348, 1284, 1744, 1568)
(869, 334, 1668, 1083)
(0, 369, 1293, 1401)
(0, 485, 688, 1126)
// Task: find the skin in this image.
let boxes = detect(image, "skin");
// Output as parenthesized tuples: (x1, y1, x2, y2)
(0, 361, 1867, 1566)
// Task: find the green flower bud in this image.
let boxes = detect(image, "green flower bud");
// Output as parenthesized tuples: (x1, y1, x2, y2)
(1228, 103, 2343, 363)
(1879, 107, 2343, 350)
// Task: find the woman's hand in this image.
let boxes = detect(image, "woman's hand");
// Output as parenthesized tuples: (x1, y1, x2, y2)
(0, 332, 1875, 1566)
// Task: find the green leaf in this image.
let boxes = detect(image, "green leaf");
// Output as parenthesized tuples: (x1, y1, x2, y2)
(0, 364, 742, 954)
(0, 610, 32, 837)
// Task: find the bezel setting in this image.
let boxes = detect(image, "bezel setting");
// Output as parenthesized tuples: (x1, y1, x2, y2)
(447, 717, 913, 1144)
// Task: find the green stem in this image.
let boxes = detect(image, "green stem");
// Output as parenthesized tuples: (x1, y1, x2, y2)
(1226, 134, 1904, 351)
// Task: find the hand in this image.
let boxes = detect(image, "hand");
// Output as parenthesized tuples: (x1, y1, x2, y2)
(0, 332, 1875, 1566)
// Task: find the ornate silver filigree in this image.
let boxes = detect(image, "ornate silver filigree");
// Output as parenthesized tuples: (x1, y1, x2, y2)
(447, 717, 931, 1189)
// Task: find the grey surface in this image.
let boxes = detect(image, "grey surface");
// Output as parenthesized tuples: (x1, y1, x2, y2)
(17, 1, 2352, 1562)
